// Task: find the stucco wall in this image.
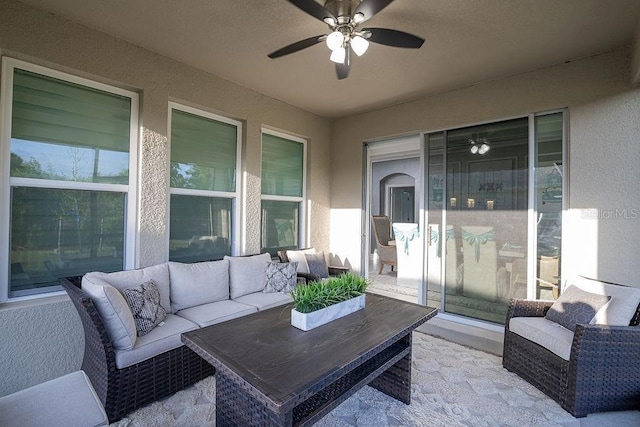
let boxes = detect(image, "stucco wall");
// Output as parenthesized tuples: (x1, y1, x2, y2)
(331, 47, 640, 287)
(0, 0, 331, 396)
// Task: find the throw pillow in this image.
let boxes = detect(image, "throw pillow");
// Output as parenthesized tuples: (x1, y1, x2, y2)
(545, 285, 611, 332)
(285, 248, 316, 274)
(571, 275, 640, 326)
(264, 262, 298, 293)
(305, 252, 329, 279)
(122, 280, 167, 337)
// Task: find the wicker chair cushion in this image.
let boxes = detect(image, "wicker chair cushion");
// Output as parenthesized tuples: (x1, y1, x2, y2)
(286, 248, 316, 274)
(82, 275, 137, 350)
(571, 276, 640, 326)
(264, 261, 298, 293)
(234, 292, 294, 311)
(169, 259, 230, 311)
(509, 316, 574, 360)
(305, 252, 330, 279)
(175, 300, 257, 328)
(225, 253, 272, 299)
(545, 285, 611, 331)
(114, 313, 198, 368)
(85, 263, 171, 314)
(122, 280, 167, 336)
(0, 371, 107, 427)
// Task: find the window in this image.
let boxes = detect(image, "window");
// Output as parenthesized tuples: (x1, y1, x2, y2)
(168, 104, 241, 262)
(261, 130, 306, 256)
(0, 58, 138, 301)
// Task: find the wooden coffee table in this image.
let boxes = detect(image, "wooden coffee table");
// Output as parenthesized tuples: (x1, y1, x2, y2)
(182, 293, 437, 426)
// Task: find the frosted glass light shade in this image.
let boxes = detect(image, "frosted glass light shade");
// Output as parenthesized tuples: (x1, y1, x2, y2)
(330, 47, 346, 63)
(478, 143, 490, 154)
(351, 36, 369, 56)
(326, 31, 344, 51)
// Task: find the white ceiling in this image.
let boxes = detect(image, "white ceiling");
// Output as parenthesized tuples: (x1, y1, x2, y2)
(17, 0, 640, 118)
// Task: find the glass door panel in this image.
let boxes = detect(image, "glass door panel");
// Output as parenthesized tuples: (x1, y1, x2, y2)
(534, 112, 564, 300)
(444, 118, 529, 323)
(425, 132, 445, 309)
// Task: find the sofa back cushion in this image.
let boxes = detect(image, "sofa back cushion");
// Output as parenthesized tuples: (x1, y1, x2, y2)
(570, 276, 640, 326)
(169, 260, 230, 312)
(225, 253, 271, 299)
(85, 263, 171, 314)
(82, 275, 137, 350)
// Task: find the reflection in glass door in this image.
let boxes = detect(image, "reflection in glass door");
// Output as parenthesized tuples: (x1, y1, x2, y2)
(425, 117, 540, 324)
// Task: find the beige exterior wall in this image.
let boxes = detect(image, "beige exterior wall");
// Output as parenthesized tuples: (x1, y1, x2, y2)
(331, 47, 640, 287)
(0, 0, 331, 396)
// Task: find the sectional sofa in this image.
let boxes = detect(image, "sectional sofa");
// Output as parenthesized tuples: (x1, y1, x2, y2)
(61, 253, 296, 422)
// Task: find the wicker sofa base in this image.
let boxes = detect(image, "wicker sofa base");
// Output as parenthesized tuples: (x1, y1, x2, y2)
(503, 298, 640, 418)
(62, 276, 214, 422)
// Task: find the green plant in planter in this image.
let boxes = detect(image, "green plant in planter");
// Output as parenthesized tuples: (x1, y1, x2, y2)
(291, 273, 369, 314)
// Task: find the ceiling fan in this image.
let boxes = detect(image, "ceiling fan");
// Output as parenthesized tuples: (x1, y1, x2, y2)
(268, 0, 425, 79)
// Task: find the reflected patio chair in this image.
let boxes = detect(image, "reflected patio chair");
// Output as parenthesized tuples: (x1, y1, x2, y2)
(461, 226, 497, 301)
(371, 215, 397, 274)
(537, 255, 560, 299)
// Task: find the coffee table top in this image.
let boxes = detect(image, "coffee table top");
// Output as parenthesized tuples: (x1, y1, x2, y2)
(182, 293, 437, 411)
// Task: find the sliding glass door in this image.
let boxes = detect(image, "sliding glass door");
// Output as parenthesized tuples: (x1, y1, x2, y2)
(424, 112, 564, 324)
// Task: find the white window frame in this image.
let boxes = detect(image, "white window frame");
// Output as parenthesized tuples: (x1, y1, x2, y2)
(0, 57, 139, 302)
(167, 102, 242, 256)
(260, 128, 308, 249)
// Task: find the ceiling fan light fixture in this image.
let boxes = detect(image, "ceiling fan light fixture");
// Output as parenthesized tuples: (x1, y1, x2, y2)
(478, 143, 490, 155)
(326, 31, 344, 51)
(351, 35, 369, 56)
(330, 46, 346, 63)
(353, 12, 365, 23)
(323, 17, 336, 26)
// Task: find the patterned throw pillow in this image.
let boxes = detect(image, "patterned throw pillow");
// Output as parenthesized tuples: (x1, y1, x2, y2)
(122, 280, 167, 336)
(264, 262, 298, 293)
(305, 252, 329, 279)
(545, 285, 611, 332)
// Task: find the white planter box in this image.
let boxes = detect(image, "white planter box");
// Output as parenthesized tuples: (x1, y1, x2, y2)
(291, 294, 366, 331)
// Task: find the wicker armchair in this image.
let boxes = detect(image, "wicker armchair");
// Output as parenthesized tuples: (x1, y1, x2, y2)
(60, 276, 214, 423)
(277, 248, 349, 283)
(503, 298, 640, 417)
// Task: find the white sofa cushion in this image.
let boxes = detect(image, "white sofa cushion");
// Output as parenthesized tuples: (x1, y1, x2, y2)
(114, 313, 198, 369)
(175, 300, 257, 328)
(169, 259, 230, 312)
(225, 253, 271, 299)
(0, 371, 107, 427)
(571, 276, 640, 326)
(82, 275, 137, 350)
(234, 292, 293, 311)
(509, 316, 574, 361)
(85, 263, 171, 314)
(286, 248, 316, 274)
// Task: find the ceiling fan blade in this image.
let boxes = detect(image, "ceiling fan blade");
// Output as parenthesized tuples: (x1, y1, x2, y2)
(354, 0, 395, 23)
(336, 48, 351, 79)
(288, 0, 336, 23)
(366, 28, 425, 48)
(268, 35, 324, 59)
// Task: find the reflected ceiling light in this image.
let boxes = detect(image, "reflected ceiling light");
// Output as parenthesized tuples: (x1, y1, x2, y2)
(350, 35, 369, 56)
(469, 137, 490, 155)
